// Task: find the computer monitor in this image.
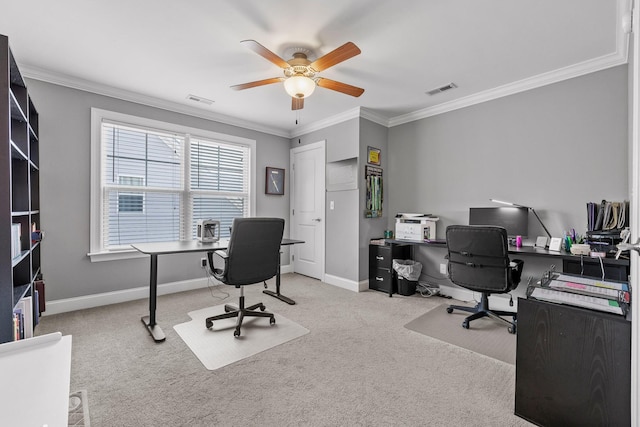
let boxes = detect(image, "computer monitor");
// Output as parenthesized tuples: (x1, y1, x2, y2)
(468, 207, 529, 237)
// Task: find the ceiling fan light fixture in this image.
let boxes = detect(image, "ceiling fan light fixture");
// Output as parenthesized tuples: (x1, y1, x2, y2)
(284, 75, 316, 98)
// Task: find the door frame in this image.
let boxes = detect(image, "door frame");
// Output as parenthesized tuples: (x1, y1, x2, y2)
(289, 140, 326, 280)
(630, 3, 639, 423)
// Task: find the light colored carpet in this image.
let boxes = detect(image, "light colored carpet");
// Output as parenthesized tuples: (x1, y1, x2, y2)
(174, 305, 309, 370)
(404, 303, 516, 365)
(36, 274, 534, 426)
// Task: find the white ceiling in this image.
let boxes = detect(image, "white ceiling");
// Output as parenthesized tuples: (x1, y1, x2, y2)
(0, 0, 631, 138)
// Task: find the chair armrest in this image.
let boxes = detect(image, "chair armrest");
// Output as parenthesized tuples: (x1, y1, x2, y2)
(210, 249, 228, 260)
(207, 250, 229, 281)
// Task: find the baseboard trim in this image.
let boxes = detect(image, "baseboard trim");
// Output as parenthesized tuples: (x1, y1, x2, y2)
(44, 277, 211, 315)
(323, 274, 362, 292)
(44, 267, 297, 315)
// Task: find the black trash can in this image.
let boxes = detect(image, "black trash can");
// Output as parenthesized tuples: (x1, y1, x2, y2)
(397, 276, 417, 296)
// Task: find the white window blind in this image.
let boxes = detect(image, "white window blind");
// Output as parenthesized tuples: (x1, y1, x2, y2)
(97, 118, 252, 253)
(190, 137, 250, 239)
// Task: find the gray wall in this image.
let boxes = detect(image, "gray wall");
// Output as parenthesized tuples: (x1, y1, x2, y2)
(358, 118, 389, 279)
(387, 65, 629, 293)
(291, 118, 361, 281)
(27, 63, 629, 301)
(291, 117, 389, 282)
(27, 79, 291, 301)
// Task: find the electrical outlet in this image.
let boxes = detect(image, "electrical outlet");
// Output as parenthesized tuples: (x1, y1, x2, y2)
(200, 258, 207, 268)
(440, 263, 447, 275)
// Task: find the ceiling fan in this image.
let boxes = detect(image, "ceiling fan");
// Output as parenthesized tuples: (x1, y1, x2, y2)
(231, 40, 365, 110)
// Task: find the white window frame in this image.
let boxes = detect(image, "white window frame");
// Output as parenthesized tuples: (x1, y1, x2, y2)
(88, 108, 256, 262)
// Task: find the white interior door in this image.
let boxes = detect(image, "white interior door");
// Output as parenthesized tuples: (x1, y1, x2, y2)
(290, 141, 325, 280)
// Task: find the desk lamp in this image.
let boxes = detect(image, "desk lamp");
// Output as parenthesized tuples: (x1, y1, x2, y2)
(490, 199, 552, 239)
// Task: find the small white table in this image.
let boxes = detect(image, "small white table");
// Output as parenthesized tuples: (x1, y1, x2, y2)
(0, 332, 72, 427)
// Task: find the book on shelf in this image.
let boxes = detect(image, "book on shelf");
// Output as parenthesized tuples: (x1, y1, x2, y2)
(18, 296, 33, 339)
(35, 280, 45, 314)
(12, 313, 19, 341)
(11, 223, 21, 259)
(527, 272, 629, 316)
(12, 297, 34, 340)
(33, 290, 40, 325)
(13, 309, 23, 340)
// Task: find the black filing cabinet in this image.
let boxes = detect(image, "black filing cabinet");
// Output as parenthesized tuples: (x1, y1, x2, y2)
(369, 244, 410, 296)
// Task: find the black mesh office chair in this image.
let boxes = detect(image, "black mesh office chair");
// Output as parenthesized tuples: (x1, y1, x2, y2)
(205, 217, 285, 338)
(445, 225, 524, 334)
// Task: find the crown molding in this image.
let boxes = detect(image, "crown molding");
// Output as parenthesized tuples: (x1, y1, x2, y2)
(20, 64, 292, 138)
(360, 108, 391, 127)
(289, 107, 362, 138)
(389, 50, 628, 128)
(389, 0, 631, 128)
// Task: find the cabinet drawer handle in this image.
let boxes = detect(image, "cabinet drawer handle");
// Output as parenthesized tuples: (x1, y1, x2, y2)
(376, 256, 384, 260)
(376, 276, 384, 281)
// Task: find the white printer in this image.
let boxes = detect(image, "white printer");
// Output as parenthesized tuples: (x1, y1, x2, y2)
(395, 213, 439, 241)
(196, 219, 220, 242)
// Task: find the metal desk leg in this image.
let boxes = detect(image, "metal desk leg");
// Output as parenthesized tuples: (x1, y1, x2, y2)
(141, 253, 166, 342)
(263, 255, 296, 305)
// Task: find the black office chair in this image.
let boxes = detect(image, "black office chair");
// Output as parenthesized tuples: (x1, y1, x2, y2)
(205, 217, 285, 338)
(445, 225, 524, 334)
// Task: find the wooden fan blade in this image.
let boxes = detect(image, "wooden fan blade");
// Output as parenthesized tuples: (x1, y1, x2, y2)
(316, 78, 364, 97)
(292, 97, 304, 110)
(231, 77, 284, 90)
(310, 42, 361, 72)
(240, 40, 290, 69)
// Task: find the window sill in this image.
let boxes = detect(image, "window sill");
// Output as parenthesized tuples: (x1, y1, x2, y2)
(87, 249, 148, 262)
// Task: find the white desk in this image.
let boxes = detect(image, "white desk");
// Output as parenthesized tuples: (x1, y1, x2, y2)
(132, 238, 303, 343)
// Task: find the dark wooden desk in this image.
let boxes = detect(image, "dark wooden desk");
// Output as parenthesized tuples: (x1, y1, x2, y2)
(386, 238, 632, 424)
(515, 298, 631, 426)
(384, 239, 630, 282)
(132, 238, 303, 343)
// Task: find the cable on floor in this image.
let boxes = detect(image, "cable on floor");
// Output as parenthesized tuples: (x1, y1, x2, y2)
(203, 264, 230, 301)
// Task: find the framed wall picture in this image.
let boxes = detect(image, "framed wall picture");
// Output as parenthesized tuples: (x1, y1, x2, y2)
(265, 167, 285, 195)
(367, 146, 381, 166)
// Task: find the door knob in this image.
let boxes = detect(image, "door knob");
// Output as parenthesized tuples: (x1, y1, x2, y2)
(312, 218, 322, 222)
(617, 240, 640, 253)
(614, 229, 632, 259)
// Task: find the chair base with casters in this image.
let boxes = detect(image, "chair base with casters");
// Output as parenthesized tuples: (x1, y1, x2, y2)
(446, 293, 517, 334)
(205, 285, 275, 338)
(204, 217, 284, 338)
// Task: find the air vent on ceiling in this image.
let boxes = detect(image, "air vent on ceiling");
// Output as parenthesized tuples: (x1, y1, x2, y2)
(426, 83, 457, 96)
(186, 94, 214, 105)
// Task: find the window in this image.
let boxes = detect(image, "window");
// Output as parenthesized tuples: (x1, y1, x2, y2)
(90, 109, 256, 261)
(117, 176, 144, 213)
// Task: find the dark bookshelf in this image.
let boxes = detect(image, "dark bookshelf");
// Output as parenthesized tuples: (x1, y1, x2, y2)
(0, 34, 41, 343)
